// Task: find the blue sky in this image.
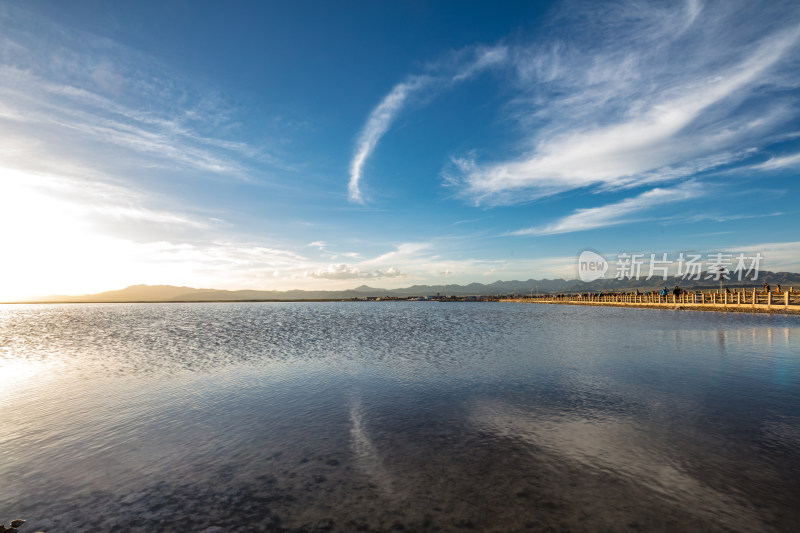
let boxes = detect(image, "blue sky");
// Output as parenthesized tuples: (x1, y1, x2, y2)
(1, 0, 799, 299)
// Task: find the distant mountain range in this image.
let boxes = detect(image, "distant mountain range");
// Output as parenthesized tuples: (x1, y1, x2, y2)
(10, 271, 800, 303)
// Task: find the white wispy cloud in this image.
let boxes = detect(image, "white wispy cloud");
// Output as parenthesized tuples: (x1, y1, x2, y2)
(348, 46, 508, 203)
(0, 66, 255, 181)
(753, 152, 800, 170)
(0, 7, 286, 188)
(728, 241, 800, 272)
(300, 240, 510, 285)
(346, 2, 800, 208)
(348, 76, 431, 203)
(512, 182, 703, 236)
(348, 240, 577, 282)
(305, 240, 364, 261)
(458, 9, 800, 204)
(1, 166, 211, 235)
(450, 46, 509, 83)
(305, 264, 404, 280)
(682, 211, 787, 223)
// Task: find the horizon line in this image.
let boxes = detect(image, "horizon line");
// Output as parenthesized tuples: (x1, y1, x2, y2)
(5, 270, 799, 304)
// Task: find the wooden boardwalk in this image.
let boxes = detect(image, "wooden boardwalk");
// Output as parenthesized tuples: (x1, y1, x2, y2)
(503, 289, 800, 314)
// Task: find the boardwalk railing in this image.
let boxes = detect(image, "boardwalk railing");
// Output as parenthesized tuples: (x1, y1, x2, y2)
(506, 288, 800, 311)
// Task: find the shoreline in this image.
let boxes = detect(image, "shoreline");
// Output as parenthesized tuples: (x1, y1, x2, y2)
(501, 298, 800, 315)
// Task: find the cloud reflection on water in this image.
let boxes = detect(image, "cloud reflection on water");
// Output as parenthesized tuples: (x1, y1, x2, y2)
(469, 398, 767, 531)
(349, 395, 397, 498)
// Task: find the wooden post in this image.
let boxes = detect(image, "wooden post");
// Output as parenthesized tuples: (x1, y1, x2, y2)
(767, 291, 771, 307)
(737, 292, 741, 305)
(785, 291, 789, 308)
(752, 289, 756, 306)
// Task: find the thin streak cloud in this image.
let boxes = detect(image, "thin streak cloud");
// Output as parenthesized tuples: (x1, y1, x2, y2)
(512, 182, 703, 236)
(349, 76, 431, 203)
(348, 46, 508, 203)
(753, 152, 800, 170)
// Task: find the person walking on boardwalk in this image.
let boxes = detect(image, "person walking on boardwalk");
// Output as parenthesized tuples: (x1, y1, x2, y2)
(777, 284, 782, 293)
(764, 282, 770, 293)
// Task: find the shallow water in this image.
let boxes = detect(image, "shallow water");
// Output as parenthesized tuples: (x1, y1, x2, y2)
(1, 302, 798, 532)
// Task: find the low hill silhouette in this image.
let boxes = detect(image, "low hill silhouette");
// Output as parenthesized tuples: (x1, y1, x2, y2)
(10, 270, 800, 303)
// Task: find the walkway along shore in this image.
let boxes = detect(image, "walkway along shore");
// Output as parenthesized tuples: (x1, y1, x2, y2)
(502, 288, 800, 314)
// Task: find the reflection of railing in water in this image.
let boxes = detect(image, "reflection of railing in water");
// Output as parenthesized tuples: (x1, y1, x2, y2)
(504, 288, 800, 312)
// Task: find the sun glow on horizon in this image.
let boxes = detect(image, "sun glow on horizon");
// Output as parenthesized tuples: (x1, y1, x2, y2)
(0, 167, 191, 301)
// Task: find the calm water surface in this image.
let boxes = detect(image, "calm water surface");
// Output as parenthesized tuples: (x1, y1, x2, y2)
(0, 302, 798, 532)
